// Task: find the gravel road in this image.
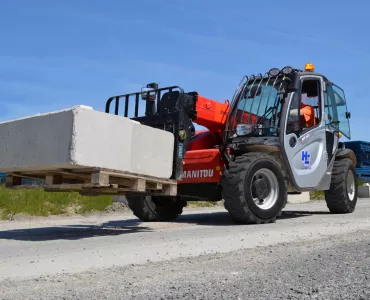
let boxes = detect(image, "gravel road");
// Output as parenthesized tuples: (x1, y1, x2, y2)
(1, 200, 370, 299)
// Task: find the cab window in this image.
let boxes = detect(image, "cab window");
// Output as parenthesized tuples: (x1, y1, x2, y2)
(286, 78, 322, 136)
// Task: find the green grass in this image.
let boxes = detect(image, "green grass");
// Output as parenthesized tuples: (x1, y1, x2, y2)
(0, 183, 222, 220)
(358, 179, 368, 186)
(187, 201, 221, 208)
(0, 185, 112, 220)
(309, 190, 325, 201)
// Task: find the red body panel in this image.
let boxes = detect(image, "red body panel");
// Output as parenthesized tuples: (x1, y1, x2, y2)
(180, 129, 225, 185)
(179, 95, 229, 187)
(186, 130, 221, 151)
(180, 148, 224, 184)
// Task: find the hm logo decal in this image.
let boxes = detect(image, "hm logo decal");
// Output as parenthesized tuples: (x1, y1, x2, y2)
(301, 151, 311, 166)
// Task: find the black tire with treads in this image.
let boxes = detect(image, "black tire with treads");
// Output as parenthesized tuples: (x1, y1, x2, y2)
(221, 153, 288, 224)
(126, 195, 186, 222)
(324, 158, 358, 214)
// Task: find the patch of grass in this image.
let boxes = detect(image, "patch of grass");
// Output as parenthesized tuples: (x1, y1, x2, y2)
(309, 190, 325, 201)
(358, 179, 369, 186)
(187, 201, 221, 208)
(0, 185, 112, 220)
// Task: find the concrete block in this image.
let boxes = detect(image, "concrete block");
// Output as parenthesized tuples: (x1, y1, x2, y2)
(358, 186, 370, 198)
(287, 192, 310, 204)
(0, 106, 174, 179)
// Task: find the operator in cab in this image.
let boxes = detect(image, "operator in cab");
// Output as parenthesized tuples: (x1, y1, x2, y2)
(287, 62, 320, 129)
(288, 93, 316, 129)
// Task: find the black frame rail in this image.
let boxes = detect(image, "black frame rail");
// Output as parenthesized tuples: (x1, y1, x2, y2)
(105, 86, 185, 118)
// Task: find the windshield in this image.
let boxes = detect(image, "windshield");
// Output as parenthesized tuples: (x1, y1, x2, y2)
(225, 77, 287, 139)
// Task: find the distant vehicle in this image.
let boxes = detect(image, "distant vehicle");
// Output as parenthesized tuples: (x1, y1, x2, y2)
(0, 172, 6, 184)
(344, 141, 370, 181)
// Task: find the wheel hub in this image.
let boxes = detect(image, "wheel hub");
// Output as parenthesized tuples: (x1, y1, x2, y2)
(347, 170, 356, 201)
(250, 168, 279, 210)
(252, 178, 269, 199)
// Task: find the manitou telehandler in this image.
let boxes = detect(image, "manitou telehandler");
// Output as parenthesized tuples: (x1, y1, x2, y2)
(106, 63, 358, 224)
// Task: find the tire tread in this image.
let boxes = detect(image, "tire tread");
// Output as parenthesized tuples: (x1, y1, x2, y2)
(127, 196, 185, 222)
(221, 153, 287, 224)
(324, 158, 357, 214)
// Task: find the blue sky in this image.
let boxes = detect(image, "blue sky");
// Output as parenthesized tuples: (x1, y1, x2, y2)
(0, 0, 368, 141)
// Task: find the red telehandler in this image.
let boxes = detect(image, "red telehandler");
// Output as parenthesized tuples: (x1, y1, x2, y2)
(105, 63, 358, 224)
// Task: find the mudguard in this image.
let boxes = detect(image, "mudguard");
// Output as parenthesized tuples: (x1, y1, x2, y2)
(335, 148, 357, 166)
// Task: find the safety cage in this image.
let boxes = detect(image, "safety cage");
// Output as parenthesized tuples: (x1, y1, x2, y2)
(223, 66, 303, 143)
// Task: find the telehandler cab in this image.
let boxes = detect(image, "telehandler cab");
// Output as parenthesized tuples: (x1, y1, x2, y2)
(106, 63, 358, 224)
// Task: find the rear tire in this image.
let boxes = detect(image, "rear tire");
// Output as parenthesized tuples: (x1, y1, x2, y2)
(221, 153, 288, 224)
(324, 158, 358, 213)
(126, 195, 186, 222)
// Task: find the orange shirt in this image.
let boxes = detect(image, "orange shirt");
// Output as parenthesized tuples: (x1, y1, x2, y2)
(300, 103, 316, 127)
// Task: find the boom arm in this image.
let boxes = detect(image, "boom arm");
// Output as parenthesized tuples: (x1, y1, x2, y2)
(193, 94, 230, 133)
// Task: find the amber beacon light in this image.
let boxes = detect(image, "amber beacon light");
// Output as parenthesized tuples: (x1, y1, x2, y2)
(305, 63, 315, 72)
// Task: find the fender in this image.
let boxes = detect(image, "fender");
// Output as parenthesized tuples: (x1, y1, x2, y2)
(335, 148, 357, 166)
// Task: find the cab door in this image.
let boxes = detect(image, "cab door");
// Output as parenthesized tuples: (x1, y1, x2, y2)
(322, 82, 351, 163)
(325, 83, 351, 139)
(282, 75, 328, 189)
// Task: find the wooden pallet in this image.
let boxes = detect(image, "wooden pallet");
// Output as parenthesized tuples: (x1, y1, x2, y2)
(5, 167, 177, 196)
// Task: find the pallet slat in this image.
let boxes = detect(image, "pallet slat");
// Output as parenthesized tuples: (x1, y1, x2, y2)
(4, 167, 177, 196)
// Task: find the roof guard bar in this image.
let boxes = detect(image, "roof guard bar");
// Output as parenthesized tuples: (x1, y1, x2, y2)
(105, 86, 184, 118)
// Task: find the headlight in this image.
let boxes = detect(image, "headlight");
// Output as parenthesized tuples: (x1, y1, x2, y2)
(281, 66, 293, 75)
(236, 123, 254, 136)
(268, 68, 280, 77)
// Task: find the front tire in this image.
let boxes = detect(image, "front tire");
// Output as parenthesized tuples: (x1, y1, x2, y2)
(126, 195, 186, 222)
(324, 158, 358, 213)
(221, 153, 288, 224)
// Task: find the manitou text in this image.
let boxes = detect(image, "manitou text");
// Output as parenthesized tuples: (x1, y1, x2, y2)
(182, 169, 214, 179)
